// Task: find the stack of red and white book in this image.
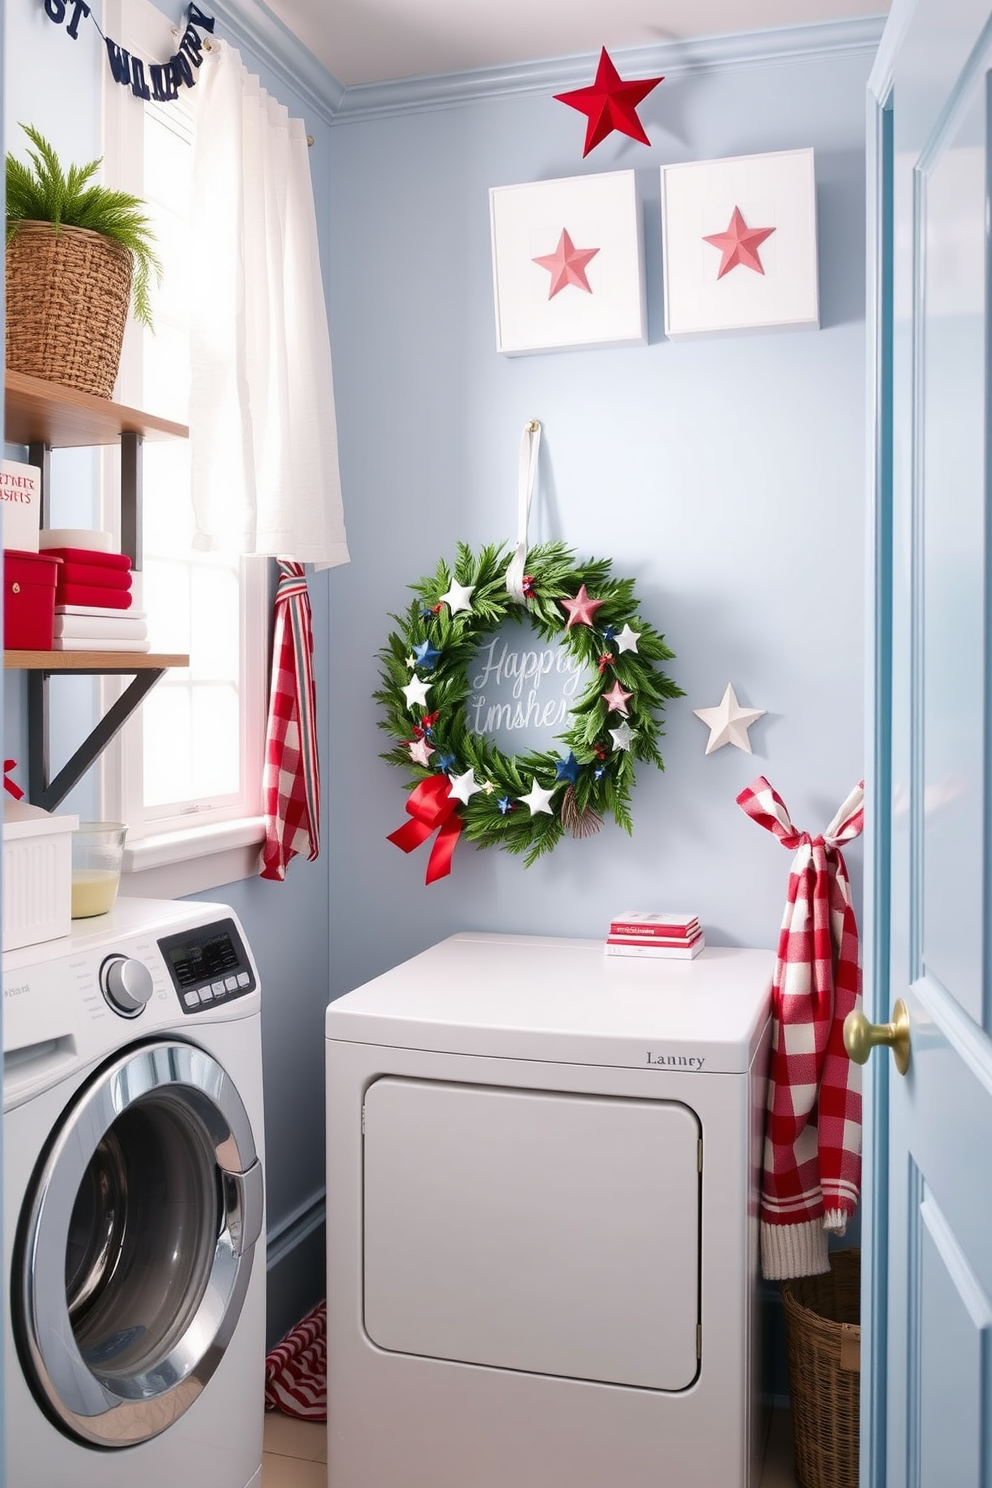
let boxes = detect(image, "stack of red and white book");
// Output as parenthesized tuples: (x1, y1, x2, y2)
(605, 912, 704, 960)
(41, 545, 148, 653)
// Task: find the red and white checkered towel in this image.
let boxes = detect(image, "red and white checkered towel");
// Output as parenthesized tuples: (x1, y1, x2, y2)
(259, 561, 321, 882)
(737, 776, 864, 1281)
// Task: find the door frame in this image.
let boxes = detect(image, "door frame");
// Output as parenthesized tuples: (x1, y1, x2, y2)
(863, 4, 909, 1485)
(862, 2, 950, 1483)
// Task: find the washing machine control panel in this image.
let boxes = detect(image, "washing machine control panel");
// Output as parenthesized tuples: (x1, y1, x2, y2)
(157, 917, 257, 1014)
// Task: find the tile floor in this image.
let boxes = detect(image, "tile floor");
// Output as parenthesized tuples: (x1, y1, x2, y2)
(261, 1405, 799, 1486)
(262, 1412, 326, 1488)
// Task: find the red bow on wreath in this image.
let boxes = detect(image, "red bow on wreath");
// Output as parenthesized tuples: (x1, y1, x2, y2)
(387, 774, 463, 884)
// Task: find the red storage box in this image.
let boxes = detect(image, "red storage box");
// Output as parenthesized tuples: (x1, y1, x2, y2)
(4, 549, 62, 649)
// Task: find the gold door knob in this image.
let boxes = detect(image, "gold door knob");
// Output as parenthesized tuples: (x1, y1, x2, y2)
(843, 999, 911, 1076)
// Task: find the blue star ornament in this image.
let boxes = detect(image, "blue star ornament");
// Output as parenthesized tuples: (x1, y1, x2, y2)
(555, 752, 581, 784)
(412, 638, 441, 670)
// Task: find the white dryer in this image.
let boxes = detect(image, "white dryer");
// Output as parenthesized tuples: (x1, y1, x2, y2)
(3, 897, 266, 1488)
(325, 932, 773, 1488)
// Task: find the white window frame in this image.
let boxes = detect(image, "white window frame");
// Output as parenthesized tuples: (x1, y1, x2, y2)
(98, 0, 268, 897)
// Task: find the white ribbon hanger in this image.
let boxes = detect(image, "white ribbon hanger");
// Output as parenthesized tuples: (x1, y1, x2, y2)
(505, 418, 541, 602)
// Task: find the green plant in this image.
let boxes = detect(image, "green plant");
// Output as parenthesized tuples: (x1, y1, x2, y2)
(5, 123, 161, 329)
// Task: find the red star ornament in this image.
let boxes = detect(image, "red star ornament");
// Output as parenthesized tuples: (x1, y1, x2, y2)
(554, 48, 664, 157)
(602, 679, 633, 715)
(533, 229, 600, 298)
(703, 206, 776, 279)
(560, 584, 605, 629)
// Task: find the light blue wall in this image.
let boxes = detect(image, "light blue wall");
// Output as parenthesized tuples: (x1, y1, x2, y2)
(324, 34, 874, 1000)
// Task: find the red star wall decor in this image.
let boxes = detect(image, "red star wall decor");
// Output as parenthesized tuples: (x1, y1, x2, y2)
(703, 206, 776, 278)
(489, 170, 647, 354)
(554, 48, 663, 157)
(660, 150, 818, 338)
(533, 229, 600, 298)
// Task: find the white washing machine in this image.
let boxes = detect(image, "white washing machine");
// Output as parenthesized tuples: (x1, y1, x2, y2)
(325, 931, 773, 1488)
(3, 897, 266, 1488)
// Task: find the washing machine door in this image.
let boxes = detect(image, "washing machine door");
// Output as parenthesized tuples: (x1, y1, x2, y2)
(13, 1038, 264, 1447)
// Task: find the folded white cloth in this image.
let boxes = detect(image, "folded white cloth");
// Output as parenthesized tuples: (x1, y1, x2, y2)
(55, 605, 147, 620)
(41, 528, 114, 552)
(52, 637, 151, 652)
(53, 615, 148, 641)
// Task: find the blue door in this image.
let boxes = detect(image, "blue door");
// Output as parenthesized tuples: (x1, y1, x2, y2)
(866, 0, 992, 1483)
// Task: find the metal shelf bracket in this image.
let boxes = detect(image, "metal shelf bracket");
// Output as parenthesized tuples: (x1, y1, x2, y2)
(27, 667, 167, 812)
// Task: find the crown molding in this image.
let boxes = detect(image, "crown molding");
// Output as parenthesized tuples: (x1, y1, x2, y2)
(209, 0, 344, 123)
(202, 8, 887, 128)
(331, 15, 887, 124)
(867, 0, 908, 101)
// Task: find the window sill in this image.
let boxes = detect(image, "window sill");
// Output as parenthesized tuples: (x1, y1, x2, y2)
(119, 816, 266, 900)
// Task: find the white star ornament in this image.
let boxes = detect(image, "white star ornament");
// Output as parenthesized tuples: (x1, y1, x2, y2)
(519, 778, 556, 815)
(448, 767, 483, 805)
(608, 721, 636, 752)
(615, 623, 641, 654)
(401, 676, 431, 710)
(693, 683, 765, 755)
(441, 580, 475, 614)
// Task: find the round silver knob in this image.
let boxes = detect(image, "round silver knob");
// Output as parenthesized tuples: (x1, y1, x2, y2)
(101, 955, 154, 1017)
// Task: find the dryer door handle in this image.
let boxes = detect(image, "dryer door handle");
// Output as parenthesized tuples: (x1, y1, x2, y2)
(222, 1159, 264, 1257)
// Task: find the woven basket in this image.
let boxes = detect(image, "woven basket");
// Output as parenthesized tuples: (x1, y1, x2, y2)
(781, 1248, 861, 1488)
(5, 220, 133, 399)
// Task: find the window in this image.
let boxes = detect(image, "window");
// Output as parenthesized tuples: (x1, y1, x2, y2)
(100, 0, 267, 888)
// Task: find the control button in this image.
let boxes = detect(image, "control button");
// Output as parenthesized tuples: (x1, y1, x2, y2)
(225, 975, 238, 991)
(212, 980, 226, 997)
(199, 984, 214, 1001)
(101, 956, 155, 1017)
(237, 971, 250, 987)
(183, 990, 200, 1009)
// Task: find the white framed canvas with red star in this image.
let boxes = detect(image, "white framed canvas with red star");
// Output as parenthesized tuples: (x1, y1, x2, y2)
(489, 170, 646, 355)
(660, 148, 819, 340)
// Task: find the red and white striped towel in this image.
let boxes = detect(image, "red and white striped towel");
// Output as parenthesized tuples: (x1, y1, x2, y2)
(264, 1300, 326, 1421)
(737, 776, 864, 1281)
(258, 561, 320, 882)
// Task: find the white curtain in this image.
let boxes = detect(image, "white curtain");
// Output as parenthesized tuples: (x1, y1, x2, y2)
(188, 40, 349, 568)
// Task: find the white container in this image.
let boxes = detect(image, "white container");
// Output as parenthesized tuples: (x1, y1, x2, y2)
(3, 801, 78, 952)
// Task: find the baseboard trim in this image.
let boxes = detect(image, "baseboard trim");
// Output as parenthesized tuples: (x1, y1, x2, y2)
(267, 1189, 326, 1270)
(265, 1191, 327, 1352)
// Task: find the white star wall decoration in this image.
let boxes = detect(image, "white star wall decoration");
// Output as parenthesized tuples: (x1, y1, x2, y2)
(693, 683, 765, 755)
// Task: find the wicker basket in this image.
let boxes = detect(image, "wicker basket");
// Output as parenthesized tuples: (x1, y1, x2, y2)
(5, 220, 133, 399)
(781, 1248, 861, 1488)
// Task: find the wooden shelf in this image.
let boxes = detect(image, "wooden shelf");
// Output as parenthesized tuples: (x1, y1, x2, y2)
(4, 372, 191, 809)
(5, 650, 188, 671)
(4, 370, 188, 448)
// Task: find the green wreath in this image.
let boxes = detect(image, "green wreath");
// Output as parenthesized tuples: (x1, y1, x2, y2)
(376, 540, 683, 867)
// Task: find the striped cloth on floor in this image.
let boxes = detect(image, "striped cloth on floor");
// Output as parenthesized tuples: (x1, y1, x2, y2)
(264, 1300, 327, 1421)
(259, 560, 321, 881)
